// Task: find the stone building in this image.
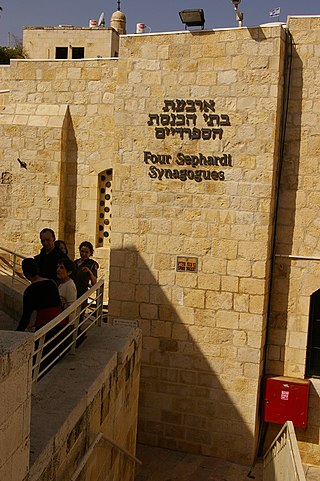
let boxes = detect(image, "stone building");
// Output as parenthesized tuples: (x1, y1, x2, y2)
(23, 26, 120, 59)
(1, 11, 320, 467)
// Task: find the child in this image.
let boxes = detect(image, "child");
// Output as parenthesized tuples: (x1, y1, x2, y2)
(56, 258, 77, 309)
(74, 241, 99, 298)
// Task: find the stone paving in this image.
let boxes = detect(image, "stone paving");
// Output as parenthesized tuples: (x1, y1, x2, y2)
(134, 444, 263, 481)
(134, 443, 320, 481)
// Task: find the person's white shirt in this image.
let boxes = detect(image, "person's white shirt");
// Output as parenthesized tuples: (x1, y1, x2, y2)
(58, 278, 77, 309)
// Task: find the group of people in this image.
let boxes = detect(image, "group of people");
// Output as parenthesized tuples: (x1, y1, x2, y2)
(16, 228, 99, 332)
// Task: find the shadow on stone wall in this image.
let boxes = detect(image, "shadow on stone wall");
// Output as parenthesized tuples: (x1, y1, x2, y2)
(248, 27, 267, 42)
(60, 107, 78, 259)
(268, 42, 302, 375)
(264, 39, 320, 453)
(109, 246, 261, 465)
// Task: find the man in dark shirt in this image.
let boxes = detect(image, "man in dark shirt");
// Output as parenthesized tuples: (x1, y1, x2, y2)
(34, 228, 68, 282)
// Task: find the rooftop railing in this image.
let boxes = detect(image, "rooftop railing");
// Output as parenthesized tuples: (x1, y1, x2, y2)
(32, 277, 105, 383)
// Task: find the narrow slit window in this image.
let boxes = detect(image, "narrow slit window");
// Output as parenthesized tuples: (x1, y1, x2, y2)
(96, 169, 112, 248)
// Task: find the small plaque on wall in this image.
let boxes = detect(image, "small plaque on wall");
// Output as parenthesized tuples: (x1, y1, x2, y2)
(113, 318, 138, 328)
(176, 256, 198, 273)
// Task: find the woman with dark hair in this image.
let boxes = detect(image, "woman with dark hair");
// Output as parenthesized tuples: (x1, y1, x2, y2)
(55, 240, 68, 255)
(74, 241, 99, 298)
(16, 258, 62, 331)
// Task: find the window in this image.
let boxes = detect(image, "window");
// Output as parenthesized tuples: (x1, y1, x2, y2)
(55, 47, 68, 59)
(72, 47, 84, 59)
(96, 169, 112, 247)
(306, 289, 320, 377)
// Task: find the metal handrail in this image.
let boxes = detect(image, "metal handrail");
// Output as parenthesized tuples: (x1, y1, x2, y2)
(32, 277, 104, 383)
(0, 246, 106, 381)
(0, 245, 28, 285)
(70, 432, 142, 481)
(263, 421, 306, 481)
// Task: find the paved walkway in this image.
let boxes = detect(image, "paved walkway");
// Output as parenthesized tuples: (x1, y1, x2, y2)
(135, 444, 320, 481)
(135, 444, 263, 481)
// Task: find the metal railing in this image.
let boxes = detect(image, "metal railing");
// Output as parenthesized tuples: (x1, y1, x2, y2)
(0, 245, 28, 285)
(263, 421, 306, 481)
(32, 278, 104, 383)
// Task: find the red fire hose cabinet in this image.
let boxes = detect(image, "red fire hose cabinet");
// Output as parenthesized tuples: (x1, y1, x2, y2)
(263, 376, 310, 429)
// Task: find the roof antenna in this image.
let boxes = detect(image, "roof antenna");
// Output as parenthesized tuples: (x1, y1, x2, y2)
(117, 0, 121, 11)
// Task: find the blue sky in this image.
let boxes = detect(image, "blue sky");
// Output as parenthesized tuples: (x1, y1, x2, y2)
(0, 0, 319, 46)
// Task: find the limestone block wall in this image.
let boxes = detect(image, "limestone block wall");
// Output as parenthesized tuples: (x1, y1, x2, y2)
(0, 58, 117, 266)
(0, 275, 24, 322)
(0, 331, 33, 481)
(2, 16, 320, 466)
(0, 102, 68, 250)
(0, 91, 9, 110)
(0, 66, 12, 110)
(28, 326, 142, 481)
(23, 26, 119, 59)
(267, 16, 320, 464)
(108, 26, 286, 463)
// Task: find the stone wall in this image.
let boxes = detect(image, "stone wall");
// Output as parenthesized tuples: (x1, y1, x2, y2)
(267, 16, 320, 464)
(1, 17, 320, 466)
(23, 26, 119, 59)
(0, 66, 11, 110)
(0, 58, 117, 265)
(0, 331, 33, 481)
(108, 26, 286, 463)
(0, 276, 24, 322)
(0, 309, 141, 481)
(28, 326, 142, 481)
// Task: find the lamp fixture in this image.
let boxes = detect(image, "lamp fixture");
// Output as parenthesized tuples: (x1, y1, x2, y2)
(179, 9, 205, 30)
(231, 0, 244, 27)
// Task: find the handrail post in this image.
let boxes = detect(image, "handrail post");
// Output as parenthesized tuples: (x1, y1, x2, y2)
(32, 336, 46, 383)
(71, 305, 81, 353)
(96, 284, 104, 327)
(12, 253, 17, 283)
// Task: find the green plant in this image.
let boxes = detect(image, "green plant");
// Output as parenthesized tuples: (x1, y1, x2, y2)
(0, 36, 27, 64)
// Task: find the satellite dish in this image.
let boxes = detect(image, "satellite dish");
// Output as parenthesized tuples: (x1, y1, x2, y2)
(98, 12, 105, 27)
